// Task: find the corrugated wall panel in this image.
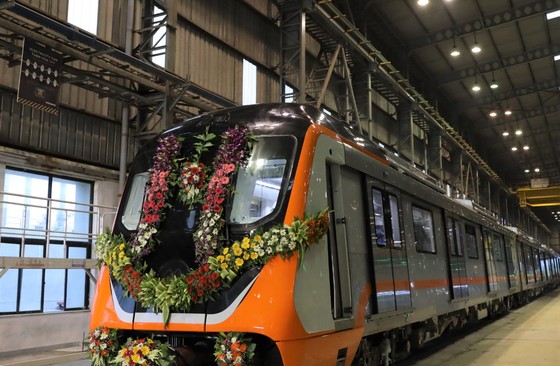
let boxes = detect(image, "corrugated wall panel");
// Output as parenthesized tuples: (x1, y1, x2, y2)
(0, 88, 130, 169)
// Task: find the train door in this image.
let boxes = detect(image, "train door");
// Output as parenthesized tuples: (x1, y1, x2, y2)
(366, 180, 411, 313)
(504, 237, 519, 289)
(445, 215, 468, 299)
(482, 230, 499, 292)
(325, 164, 354, 325)
(517, 241, 527, 286)
(524, 245, 536, 284)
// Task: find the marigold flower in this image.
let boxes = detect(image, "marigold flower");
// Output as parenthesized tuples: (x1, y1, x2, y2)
(221, 262, 228, 269)
(235, 258, 244, 267)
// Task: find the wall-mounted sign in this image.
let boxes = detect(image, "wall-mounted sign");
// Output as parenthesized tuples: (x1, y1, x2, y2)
(17, 38, 60, 115)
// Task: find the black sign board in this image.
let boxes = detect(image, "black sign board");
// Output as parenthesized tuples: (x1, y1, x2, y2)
(17, 38, 60, 115)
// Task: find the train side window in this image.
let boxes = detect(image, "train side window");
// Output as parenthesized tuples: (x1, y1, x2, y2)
(492, 233, 504, 262)
(446, 217, 463, 256)
(465, 224, 478, 258)
(388, 194, 402, 248)
(412, 205, 436, 253)
(121, 172, 149, 230)
(371, 188, 387, 246)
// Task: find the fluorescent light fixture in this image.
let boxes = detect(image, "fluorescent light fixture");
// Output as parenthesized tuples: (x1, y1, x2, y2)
(471, 43, 481, 53)
(450, 46, 460, 57)
(546, 10, 560, 20)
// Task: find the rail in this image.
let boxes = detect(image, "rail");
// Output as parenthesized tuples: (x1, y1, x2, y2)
(0, 191, 116, 282)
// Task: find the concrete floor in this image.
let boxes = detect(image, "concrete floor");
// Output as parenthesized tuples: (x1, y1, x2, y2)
(401, 288, 560, 365)
(2, 288, 559, 366)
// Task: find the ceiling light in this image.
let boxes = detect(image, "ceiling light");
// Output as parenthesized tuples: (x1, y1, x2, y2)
(515, 129, 523, 136)
(504, 109, 512, 116)
(489, 111, 497, 117)
(523, 145, 529, 150)
(535, 168, 540, 172)
(502, 131, 509, 136)
(471, 43, 482, 53)
(554, 54, 560, 61)
(450, 37, 460, 57)
(548, 10, 560, 20)
(472, 84, 481, 92)
(524, 169, 530, 173)
(489, 71, 498, 89)
(418, 0, 429, 5)
(511, 146, 518, 151)
(450, 45, 460, 57)
(471, 32, 481, 53)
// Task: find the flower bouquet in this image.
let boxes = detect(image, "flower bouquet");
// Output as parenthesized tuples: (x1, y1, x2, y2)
(113, 337, 175, 366)
(214, 332, 256, 366)
(86, 326, 118, 366)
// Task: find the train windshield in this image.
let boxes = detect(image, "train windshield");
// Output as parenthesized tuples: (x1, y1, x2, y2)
(229, 135, 295, 225)
(120, 134, 295, 231)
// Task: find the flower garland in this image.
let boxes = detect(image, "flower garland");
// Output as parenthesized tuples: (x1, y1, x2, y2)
(91, 125, 331, 366)
(193, 126, 253, 264)
(131, 134, 182, 259)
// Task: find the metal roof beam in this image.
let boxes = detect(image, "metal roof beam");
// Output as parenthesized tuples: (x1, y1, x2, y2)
(408, 0, 560, 50)
(437, 42, 560, 85)
(0, 0, 236, 111)
(458, 78, 560, 111)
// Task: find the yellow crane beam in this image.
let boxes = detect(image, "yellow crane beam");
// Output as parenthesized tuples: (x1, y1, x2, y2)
(516, 186, 560, 207)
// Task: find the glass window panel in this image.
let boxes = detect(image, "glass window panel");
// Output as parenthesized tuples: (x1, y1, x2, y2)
(0, 243, 19, 312)
(51, 178, 92, 242)
(230, 136, 294, 225)
(121, 172, 149, 230)
(3, 170, 48, 239)
(151, 5, 167, 67)
(19, 244, 44, 311)
(412, 206, 436, 253)
(371, 189, 386, 246)
(66, 247, 87, 309)
(465, 224, 478, 258)
(388, 195, 402, 248)
(242, 59, 257, 105)
(493, 233, 504, 262)
(446, 217, 456, 256)
(44, 244, 65, 312)
(67, 0, 98, 34)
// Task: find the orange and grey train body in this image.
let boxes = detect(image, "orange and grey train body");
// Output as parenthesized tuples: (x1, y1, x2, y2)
(90, 103, 560, 365)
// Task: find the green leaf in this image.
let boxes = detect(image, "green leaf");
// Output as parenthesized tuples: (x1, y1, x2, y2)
(162, 302, 170, 326)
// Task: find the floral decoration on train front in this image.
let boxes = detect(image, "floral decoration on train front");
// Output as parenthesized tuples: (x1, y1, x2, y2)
(91, 126, 330, 365)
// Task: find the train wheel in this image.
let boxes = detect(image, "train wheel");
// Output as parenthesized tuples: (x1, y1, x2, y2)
(352, 337, 381, 366)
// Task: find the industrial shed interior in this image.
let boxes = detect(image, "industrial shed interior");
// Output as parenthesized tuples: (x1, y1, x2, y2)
(0, 0, 560, 364)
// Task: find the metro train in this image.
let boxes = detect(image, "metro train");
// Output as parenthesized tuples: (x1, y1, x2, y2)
(90, 103, 560, 365)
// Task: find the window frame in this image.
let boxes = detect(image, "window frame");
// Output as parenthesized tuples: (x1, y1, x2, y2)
(412, 205, 437, 254)
(0, 167, 93, 314)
